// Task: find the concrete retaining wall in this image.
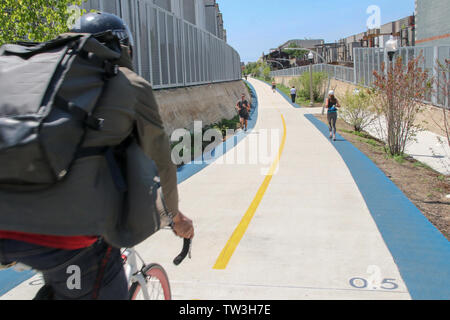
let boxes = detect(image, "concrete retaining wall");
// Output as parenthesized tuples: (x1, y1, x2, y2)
(154, 80, 249, 135)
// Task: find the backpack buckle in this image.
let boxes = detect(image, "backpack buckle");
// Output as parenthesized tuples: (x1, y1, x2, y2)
(104, 60, 119, 78)
(86, 116, 105, 131)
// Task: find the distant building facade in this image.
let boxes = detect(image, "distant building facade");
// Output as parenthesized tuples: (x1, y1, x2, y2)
(330, 15, 416, 64)
(264, 39, 325, 69)
(415, 0, 450, 46)
(147, 0, 227, 41)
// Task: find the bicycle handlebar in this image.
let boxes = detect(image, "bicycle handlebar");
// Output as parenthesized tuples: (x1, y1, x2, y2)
(173, 238, 191, 266)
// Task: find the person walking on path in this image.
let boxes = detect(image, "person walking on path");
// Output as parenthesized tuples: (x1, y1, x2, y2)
(290, 86, 297, 103)
(324, 90, 340, 141)
(236, 94, 251, 132)
(272, 81, 277, 93)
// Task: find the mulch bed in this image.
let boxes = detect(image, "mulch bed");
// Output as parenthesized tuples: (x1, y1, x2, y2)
(315, 114, 450, 241)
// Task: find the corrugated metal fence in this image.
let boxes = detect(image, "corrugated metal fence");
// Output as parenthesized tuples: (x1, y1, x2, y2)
(271, 45, 449, 108)
(82, 0, 241, 89)
(270, 64, 355, 84)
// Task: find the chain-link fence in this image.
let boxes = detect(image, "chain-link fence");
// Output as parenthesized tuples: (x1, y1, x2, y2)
(82, 0, 241, 89)
(271, 45, 450, 108)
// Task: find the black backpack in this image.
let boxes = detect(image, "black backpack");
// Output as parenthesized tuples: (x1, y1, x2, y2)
(0, 32, 121, 190)
(0, 33, 164, 248)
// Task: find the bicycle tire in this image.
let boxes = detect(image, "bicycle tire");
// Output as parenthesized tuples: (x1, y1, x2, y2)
(129, 264, 172, 300)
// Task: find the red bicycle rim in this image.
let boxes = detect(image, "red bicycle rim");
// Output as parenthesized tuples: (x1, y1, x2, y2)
(131, 264, 171, 300)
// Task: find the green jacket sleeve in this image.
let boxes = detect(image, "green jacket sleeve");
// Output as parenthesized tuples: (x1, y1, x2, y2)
(129, 72, 179, 215)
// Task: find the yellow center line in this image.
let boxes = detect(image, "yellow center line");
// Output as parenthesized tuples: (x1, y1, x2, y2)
(213, 112, 287, 270)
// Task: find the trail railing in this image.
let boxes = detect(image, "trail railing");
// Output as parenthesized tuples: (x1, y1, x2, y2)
(82, 0, 242, 90)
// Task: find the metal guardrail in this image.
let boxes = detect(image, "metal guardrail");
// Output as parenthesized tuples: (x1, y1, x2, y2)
(82, 0, 242, 89)
(271, 45, 449, 108)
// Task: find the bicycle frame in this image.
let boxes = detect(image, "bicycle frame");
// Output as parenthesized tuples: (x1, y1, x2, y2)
(122, 248, 150, 300)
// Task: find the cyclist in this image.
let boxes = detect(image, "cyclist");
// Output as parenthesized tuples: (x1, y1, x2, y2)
(0, 12, 194, 300)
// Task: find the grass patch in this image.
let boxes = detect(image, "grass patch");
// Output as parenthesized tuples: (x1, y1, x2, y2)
(341, 129, 375, 140)
(413, 160, 433, 171)
(434, 187, 444, 194)
(393, 155, 406, 164)
(384, 153, 407, 164)
(244, 80, 252, 97)
(341, 129, 382, 149)
(277, 82, 311, 106)
(170, 115, 242, 167)
(255, 77, 311, 106)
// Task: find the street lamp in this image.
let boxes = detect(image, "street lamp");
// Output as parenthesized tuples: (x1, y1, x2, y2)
(281, 48, 331, 112)
(385, 35, 398, 146)
(385, 35, 399, 62)
(266, 60, 285, 69)
(308, 52, 315, 107)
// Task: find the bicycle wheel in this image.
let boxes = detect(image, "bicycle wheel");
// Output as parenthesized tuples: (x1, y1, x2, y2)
(129, 264, 172, 300)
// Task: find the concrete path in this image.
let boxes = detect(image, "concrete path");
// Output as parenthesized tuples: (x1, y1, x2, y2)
(364, 119, 450, 175)
(145, 78, 411, 300)
(2, 78, 449, 300)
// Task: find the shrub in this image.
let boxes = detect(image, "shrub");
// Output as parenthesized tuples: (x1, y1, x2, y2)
(289, 72, 327, 102)
(339, 86, 376, 132)
(372, 54, 432, 156)
(434, 59, 450, 147)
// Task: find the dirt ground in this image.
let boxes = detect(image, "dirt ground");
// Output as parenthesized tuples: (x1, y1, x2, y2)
(315, 114, 450, 240)
(415, 103, 449, 137)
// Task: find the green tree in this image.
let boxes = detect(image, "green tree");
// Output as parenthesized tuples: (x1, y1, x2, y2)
(284, 43, 308, 59)
(243, 62, 258, 76)
(262, 65, 271, 81)
(0, 0, 87, 46)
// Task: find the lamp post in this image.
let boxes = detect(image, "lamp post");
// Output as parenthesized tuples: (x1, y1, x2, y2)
(308, 52, 314, 107)
(385, 35, 398, 150)
(385, 35, 398, 63)
(266, 60, 285, 69)
(281, 48, 330, 112)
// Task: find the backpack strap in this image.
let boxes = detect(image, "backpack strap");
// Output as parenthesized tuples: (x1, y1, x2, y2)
(0, 35, 84, 57)
(75, 146, 128, 194)
(54, 95, 105, 131)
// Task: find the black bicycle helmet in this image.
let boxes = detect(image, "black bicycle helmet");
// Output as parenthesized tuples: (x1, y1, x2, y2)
(71, 11, 134, 55)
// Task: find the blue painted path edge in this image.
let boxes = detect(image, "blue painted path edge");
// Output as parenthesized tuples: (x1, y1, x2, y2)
(177, 79, 259, 183)
(305, 113, 450, 300)
(0, 80, 259, 297)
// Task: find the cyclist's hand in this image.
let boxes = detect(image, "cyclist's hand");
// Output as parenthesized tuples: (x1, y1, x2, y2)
(173, 211, 194, 239)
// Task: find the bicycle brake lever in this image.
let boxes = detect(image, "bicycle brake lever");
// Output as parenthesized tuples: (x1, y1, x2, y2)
(173, 238, 192, 266)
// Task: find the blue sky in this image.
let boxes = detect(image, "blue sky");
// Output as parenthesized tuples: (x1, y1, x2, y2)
(218, 0, 415, 63)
